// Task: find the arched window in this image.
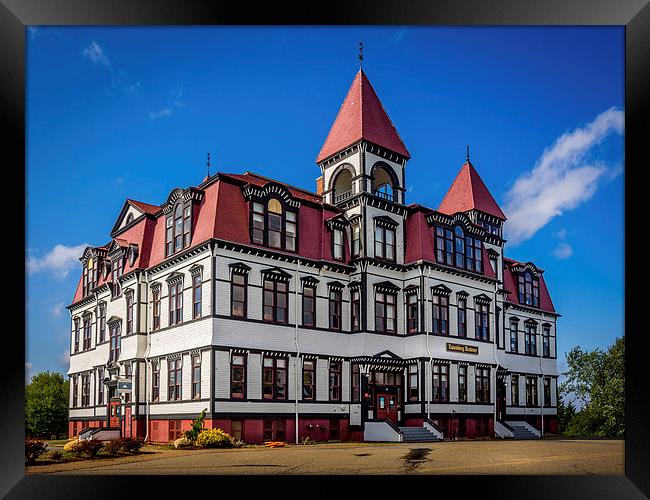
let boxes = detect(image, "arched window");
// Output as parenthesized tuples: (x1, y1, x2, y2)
(250, 198, 297, 252)
(165, 201, 192, 257)
(518, 271, 539, 307)
(333, 169, 354, 203)
(372, 165, 396, 201)
(125, 213, 134, 225)
(435, 225, 483, 274)
(267, 199, 283, 249)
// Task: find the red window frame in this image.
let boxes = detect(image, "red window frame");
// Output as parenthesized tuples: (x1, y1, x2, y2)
(191, 354, 201, 400)
(231, 272, 247, 318)
(329, 361, 342, 401)
(329, 288, 342, 331)
(230, 354, 246, 399)
(351, 288, 361, 332)
(475, 303, 490, 341)
(169, 282, 183, 326)
(262, 357, 287, 400)
(109, 322, 121, 362)
(458, 365, 467, 402)
(152, 289, 161, 330)
(302, 359, 316, 401)
(168, 420, 182, 441)
(432, 294, 449, 335)
(126, 294, 134, 334)
(192, 274, 202, 319)
(82, 316, 92, 350)
(375, 291, 396, 333)
(432, 364, 449, 402)
(457, 298, 467, 337)
(168, 358, 182, 401)
(406, 293, 418, 333)
(407, 364, 418, 401)
(262, 279, 288, 324)
(302, 285, 316, 327)
(152, 361, 160, 402)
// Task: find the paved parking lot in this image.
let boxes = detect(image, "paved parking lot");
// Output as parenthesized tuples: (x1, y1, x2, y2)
(28, 439, 624, 475)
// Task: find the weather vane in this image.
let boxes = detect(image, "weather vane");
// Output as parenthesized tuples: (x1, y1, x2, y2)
(207, 152, 211, 177)
(358, 41, 363, 69)
(466, 145, 470, 162)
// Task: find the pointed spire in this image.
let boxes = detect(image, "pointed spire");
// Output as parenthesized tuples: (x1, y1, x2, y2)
(438, 157, 507, 220)
(316, 69, 410, 163)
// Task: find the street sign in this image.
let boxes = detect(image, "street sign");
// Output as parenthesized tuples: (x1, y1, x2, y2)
(117, 379, 132, 392)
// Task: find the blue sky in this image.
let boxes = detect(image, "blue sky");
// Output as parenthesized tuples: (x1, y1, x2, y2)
(25, 26, 624, 382)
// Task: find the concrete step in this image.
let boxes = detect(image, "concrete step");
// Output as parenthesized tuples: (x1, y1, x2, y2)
(399, 426, 440, 442)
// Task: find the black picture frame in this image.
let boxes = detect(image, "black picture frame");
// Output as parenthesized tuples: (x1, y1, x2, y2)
(5, 1, 648, 498)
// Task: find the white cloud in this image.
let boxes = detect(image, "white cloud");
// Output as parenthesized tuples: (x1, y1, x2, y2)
(149, 108, 173, 120)
(51, 302, 65, 317)
(552, 242, 573, 260)
(83, 41, 111, 67)
(58, 350, 70, 367)
(26, 243, 89, 279)
(149, 84, 185, 120)
(503, 107, 624, 245)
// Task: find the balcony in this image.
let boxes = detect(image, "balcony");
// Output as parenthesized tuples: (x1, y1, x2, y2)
(334, 189, 355, 204)
(372, 189, 395, 202)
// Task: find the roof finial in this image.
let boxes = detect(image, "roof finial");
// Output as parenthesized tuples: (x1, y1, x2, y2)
(206, 152, 211, 177)
(358, 41, 363, 69)
(466, 145, 470, 163)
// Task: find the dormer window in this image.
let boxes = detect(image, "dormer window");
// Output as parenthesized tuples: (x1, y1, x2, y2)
(518, 271, 539, 307)
(165, 202, 192, 257)
(111, 255, 124, 298)
(250, 198, 297, 252)
(333, 228, 344, 260)
(435, 225, 483, 274)
(82, 256, 97, 298)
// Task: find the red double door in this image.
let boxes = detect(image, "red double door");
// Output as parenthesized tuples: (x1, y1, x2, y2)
(109, 399, 120, 428)
(375, 388, 399, 425)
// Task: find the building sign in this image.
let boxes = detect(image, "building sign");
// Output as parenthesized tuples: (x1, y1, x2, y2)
(446, 342, 479, 355)
(117, 379, 132, 392)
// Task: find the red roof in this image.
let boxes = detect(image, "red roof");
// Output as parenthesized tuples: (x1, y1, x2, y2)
(316, 69, 410, 163)
(127, 199, 160, 215)
(502, 259, 555, 313)
(438, 160, 507, 220)
(220, 172, 322, 205)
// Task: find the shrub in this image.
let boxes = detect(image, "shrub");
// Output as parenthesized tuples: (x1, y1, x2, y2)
(50, 450, 63, 461)
(118, 437, 144, 454)
(102, 439, 122, 455)
(77, 439, 104, 458)
(195, 428, 234, 449)
(63, 438, 82, 454)
(25, 439, 48, 462)
(184, 408, 208, 444)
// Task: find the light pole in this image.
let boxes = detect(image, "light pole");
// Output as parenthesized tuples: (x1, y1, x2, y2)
(451, 409, 456, 440)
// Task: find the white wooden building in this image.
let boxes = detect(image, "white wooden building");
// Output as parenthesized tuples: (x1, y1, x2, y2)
(67, 69, 559, 443)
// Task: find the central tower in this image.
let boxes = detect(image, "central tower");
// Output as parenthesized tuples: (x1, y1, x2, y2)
(316, 69, 411, 263)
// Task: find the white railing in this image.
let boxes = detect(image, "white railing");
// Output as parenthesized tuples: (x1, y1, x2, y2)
(334, 189, 354, 203)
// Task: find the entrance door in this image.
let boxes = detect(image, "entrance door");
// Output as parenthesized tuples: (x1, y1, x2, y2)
(109, 399, 120, 428)
(375, 391, 398, 425)
(497, 379, 506, 421)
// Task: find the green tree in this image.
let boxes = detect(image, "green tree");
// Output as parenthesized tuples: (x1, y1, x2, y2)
(559, 336, 624, 438)
(25, 371, 69, 439)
